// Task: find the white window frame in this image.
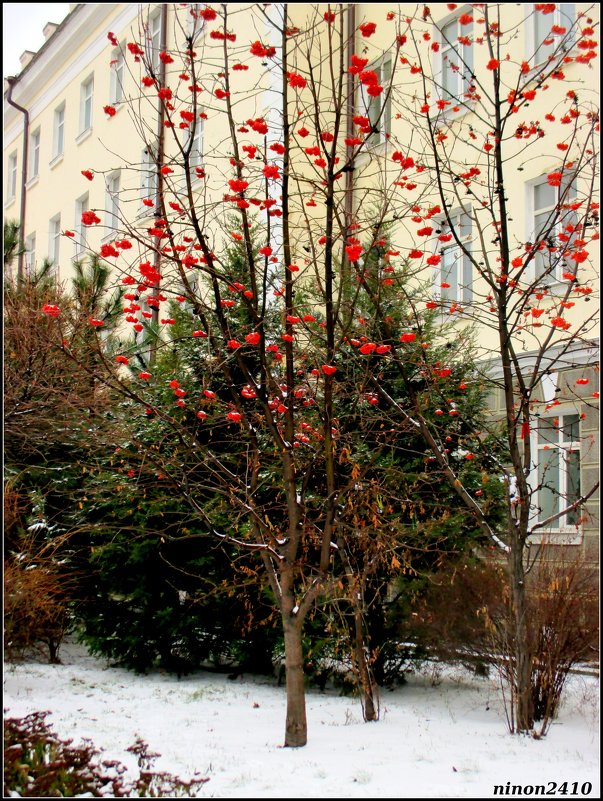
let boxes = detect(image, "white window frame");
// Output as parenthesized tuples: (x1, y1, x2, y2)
(141, 144, 158, 208)
(25, 232, 36, 274)
(48, 214, 61, 267)
(530, 411, 582, 543)
(528, 173, 578, 285)
(148, 9, 163, 70)
(80, 75, 94, 135)
(29, 128, 41, 182)
(528, 3, 576, 67)
(6, 151, 18, 201)
(105, 171, 121, 234)
(436, 10, 474, 103)
(110, 45, 125, 105)
(75, 193, 89, 257)
(357, 55, 392, 147)
(433, 210, 473, 307)
(187, 118, 204, 181)
(52, 103, 65, 160)
(185, 4, 206, 44)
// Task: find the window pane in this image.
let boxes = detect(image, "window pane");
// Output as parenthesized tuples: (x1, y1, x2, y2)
(462, 252, 472, 304)
(142, 147, 158, 200)
(442, 48, 460, 98)
(566, 449, 581, 525)
(191, 124, 203, 169)
(106, 175, 120, 230)
(534, 209, 552, 240)
(562, 414, 580, 442)
(382, 59, 392, 138)
(538, 448, 560, 524)
(76, 194, 89, 254)
(463, 35, 473, 79)
(49, 216, 61, 265)
(8, 154, 17, 197)
(368, 93, 382, 136)
(111, 51, 124, 103)
(534, 12, 556, 64)
(442, 21, 457, 42)
(30, 131, 40, 179)
(534, 181, 556, 211)
(538, 418, 559, 445)
(459, 213, 471, 237)
(25, 233, 36, 273)
(560, 4, 576, 38)
(441, 249, 458, 301)
(150, 13, 162, 69)
(54, 107, 65, 156)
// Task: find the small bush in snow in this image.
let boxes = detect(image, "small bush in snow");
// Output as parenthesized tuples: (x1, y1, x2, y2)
(3, 711, 209, 797)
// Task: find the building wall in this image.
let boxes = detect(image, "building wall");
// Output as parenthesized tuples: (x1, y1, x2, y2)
(343, 3, 600, 562)
(4, 3, 599, 561)
(4, 3, 275, 283)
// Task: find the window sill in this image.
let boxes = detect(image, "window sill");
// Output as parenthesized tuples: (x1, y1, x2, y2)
(528, 529, 583, 546)
(26, 175, 39, 189)
(435, 302, 473, 318)
(354, 139, 390, 164)
(137, 206, 155, 221)
(429, 93, 477, 124)
(535, 276, 574, 294)
(526, 52, 574, 79)
(108, 100, 126, 115)
(49, 153, 64, 170)
(76, 127, 93, 146)
(4, 197, 16, 210)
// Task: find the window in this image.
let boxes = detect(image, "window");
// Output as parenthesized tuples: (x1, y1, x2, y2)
(438, 14, 473, 101)
(25, 232, 36, 274)
(536, 413, 581, 530)
(29, 129, 41, 181)
(49, 214, 61, 266)
(53, 104, 65, 159)
(434, 211, 473, 306)
(105, 172, 121, 233)
(75, 193, 89, 255)
(186, 4, 206, 43)
(531, 174, 577, 284)
(187, 118, 204, 180)
(148, 10, 162, 70)
(80, 75, 94, 134)
(358, 56, 392, 146)
(6, 151, 17, 201)
(532, 4, 575, 66)
(110, 46, 125, 105)
(141, 145, 158, 205)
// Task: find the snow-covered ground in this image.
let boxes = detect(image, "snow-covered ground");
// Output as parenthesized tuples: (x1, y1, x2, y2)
(3, 641, 599, 798)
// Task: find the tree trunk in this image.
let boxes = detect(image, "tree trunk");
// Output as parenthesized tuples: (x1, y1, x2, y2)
(509, 541, 534, 733)
(352, 605, 379, 721)
(282, 614, 307, 747)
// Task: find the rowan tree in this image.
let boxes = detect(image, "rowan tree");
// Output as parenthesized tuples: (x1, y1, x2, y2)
(342, 4, 599, 733)
(43, 3, 598, 743)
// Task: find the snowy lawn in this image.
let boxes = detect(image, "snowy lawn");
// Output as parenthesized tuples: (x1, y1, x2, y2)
(3, 641, 599, 798)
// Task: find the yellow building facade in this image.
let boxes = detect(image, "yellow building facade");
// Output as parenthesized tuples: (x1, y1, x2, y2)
(4, 3, 599, 560)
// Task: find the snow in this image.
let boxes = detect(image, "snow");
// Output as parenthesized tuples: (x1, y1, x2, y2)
(3, 641, 599, 799)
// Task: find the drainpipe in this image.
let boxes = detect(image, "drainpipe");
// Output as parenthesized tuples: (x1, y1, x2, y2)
(6, 77, 29, 281)
(344, 4, 356, 297)
(150, 2, 168, 366)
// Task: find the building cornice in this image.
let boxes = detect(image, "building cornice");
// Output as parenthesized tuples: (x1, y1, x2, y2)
(4, 4, 142, 142)
(480, 338, 600, 380)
